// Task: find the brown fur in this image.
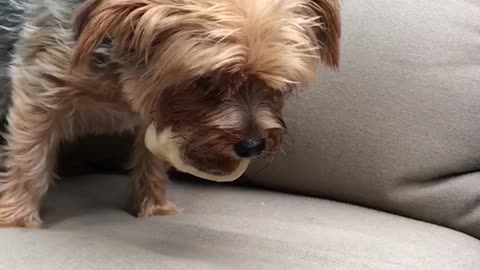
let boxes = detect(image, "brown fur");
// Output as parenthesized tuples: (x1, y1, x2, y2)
(0, 0, 340, 227)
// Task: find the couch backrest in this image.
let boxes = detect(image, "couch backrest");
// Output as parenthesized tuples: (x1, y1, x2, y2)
(246, 0, 480, 239)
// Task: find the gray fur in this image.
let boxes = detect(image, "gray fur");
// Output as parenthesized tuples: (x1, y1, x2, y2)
(0, 0, 27, 120)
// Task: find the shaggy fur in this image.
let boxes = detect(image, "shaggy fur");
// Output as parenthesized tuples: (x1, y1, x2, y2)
(0, 0, 340, 227)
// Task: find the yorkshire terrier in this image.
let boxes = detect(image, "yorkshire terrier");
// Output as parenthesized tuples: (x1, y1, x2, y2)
(0, 0, 340, 227)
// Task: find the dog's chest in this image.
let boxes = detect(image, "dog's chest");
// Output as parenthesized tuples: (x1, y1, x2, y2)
(70, 95, 140, 137)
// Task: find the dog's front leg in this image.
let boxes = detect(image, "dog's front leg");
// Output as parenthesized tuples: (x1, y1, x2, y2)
(0, 103, 61, 228)
(130, 125, 181, 217)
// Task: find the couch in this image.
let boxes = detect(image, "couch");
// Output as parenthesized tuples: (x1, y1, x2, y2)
(1, 0, 479, 269)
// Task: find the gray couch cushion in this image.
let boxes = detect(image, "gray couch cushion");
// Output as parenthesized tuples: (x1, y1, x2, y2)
(246, 0, 480, 238)
(0, 175, 479, 270)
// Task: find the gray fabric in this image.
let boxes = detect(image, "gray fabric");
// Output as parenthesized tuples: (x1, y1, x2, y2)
(0, 175, 479, 270)
(247, 0, 480, 238)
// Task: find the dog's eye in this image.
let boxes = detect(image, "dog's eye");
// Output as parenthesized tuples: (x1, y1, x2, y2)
(196, 77, 214, 92)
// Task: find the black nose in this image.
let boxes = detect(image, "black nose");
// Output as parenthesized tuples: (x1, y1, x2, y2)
(234, 138, 266, 158)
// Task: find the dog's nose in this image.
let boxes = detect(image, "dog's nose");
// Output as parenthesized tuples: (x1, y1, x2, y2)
(234, 138, 266, 158)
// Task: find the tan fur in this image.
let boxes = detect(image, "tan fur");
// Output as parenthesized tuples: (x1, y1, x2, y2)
(0, 0, 340, 227)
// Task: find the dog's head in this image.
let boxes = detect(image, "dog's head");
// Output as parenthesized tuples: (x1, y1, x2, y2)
(72, 0, 340, 175)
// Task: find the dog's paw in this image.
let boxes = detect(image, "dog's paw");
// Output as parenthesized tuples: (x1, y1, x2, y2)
(0, 212, 42, 228)
(0, 200, 42, 228)
(137, 200, 183, 217)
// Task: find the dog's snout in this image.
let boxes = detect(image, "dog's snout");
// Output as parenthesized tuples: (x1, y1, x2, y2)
(234, 138, 266, 158)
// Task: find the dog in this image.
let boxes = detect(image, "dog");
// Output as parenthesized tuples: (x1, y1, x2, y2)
(0, 0, 340, 227)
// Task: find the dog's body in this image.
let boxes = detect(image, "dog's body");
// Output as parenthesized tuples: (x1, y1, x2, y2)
(0, 0, 151, 228)
(0, 0, 340, 227)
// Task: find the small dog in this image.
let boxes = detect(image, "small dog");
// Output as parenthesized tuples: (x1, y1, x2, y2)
(0, 0, 340, 227)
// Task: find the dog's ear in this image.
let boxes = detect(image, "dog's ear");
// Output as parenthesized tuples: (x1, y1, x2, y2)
(72, 0, 166, 68)
(73, 0, 123, 68)
(307, 0, 341, 69)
